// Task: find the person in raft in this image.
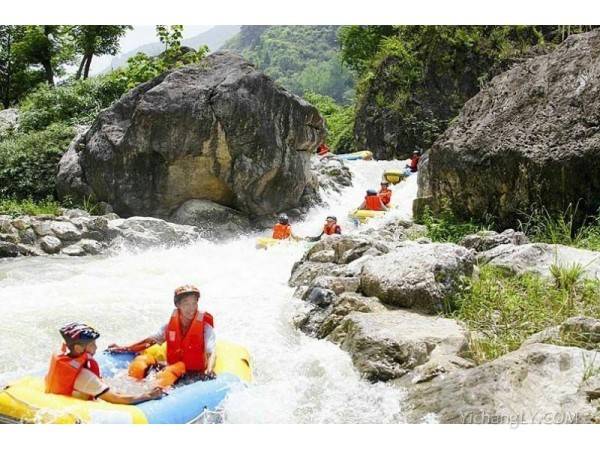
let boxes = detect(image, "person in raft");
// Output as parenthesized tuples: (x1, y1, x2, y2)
(107, 284, 217, 388)
(378, 180, 392, 206)
(317, 143, 330, 156)
(406, 150, 421, 173)
(307, 215, 342, 242)
(358, 189, 389, 211)
(45, 322, 163, 403)
(272, 213, 301, 240)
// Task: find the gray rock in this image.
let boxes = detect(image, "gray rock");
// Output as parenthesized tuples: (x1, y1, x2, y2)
(309, 276, 361, 295)
(57, 52, 325, 219)
(79, 239, 102, 255)
(0, 233, 19, 244)
(63, 209, 91, 219)
(0, 217, 17, 234)
(459, 229, 529, 252)
(32, 221, 54, 237)
(61, 244, 86, 256)
(415, 30, 600, 228)
(329, 310, 471, 382)
(169, 199, 252, 239)
(405, 343, 599, 423)
(479, 243, 600, 280)
(11, 216, 31, 231)
(50, 221, 82, 241)
(360, 243, 475, 313)
(109, 217, 200, 249)
(289, 262, 338, 287)
(0, 241, 23, 257)
(18, 228, 36, 245)
(40, 236, 62, 254)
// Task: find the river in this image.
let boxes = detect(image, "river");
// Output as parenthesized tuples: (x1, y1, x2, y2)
(0, 158, 418, 423)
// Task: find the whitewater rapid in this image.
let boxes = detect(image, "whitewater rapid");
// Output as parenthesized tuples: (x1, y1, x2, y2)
(0, 158, 418, 423)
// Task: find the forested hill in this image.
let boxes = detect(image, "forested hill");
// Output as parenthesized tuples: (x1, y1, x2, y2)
(222, 26, 355, 103)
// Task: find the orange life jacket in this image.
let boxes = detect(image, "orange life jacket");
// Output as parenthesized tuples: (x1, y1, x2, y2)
(379, 188, 392, 205)
(165, 309, 214, 372)
(323, 223, 341, 235)
(45, 351, 101, 398)
(364, 195, 386, 211)
(410, 155, 420, 172)
(272, 223, 292, 240)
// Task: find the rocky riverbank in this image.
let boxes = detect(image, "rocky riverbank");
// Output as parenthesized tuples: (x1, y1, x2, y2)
(289, 219, 600, 423)
(0, 209, 201, 258)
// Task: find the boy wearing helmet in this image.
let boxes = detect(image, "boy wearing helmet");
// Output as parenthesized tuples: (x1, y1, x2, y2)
(272, 213, 300, 240)
(45, 322, 163, 403)
(378, 180, 392, 206)
(108, 284, 216, 385)
(307, 216, 342, 242)
(358, 189, 389, 211)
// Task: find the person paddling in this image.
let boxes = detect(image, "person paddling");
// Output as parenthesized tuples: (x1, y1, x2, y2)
(272, 213, 300, 240)
(406, 150, 421, 173)
(45, 323, 163, 403)
(358, 189, 388, 211)
(307, 215, 341, 241)
(378, 180, 392, 206)
(108, 284, 217, 388)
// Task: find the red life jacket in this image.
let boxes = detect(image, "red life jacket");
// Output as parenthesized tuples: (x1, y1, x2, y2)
(165, 309, 214, 372)
(45, 351, 101, 398)
(272, 223, 292, 240)
(323, 223, 341, 235)
(317, 144, 329, 156)
(410, 155, 420, 172)
(364, 195, 385, 211)
(379, 188, 392, 205)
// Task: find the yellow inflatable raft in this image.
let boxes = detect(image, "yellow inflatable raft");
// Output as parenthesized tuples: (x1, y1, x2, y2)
(0, 340, 251, 424)
(382, 169, 407, 185)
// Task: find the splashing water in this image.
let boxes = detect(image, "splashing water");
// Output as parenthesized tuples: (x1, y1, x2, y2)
(0, 158, 417, 423)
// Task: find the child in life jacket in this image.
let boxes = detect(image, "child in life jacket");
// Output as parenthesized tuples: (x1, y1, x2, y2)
(272, 213, 300, 240)
(307, 215, 342, 242)
(406, 150, 421, 173)
(45, 322, 163, 403)
(107, 285, 216, 388)
(378, 180, 392, 206)
(358, 189, 389, 211)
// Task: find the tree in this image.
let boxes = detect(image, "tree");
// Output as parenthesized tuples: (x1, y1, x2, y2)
(0, 26, 20, 108)
(338, 26, 397, 75)
(13, 26, 74, 86)
(72, 25, 132, 80)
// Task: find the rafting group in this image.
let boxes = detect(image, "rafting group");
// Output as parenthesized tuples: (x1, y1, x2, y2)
(259, 149, 421, 246)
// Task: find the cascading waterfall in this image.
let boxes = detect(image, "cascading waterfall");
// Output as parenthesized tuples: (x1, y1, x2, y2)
(0, 158, 418, 423)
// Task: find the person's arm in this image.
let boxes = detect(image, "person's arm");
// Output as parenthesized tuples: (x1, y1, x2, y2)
(204, 325, 217, 377)
(107, 326, 166, 353)
(99, 387, 163, 405)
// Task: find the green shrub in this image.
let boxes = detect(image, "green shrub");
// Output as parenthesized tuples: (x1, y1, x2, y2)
(448, 265, 600, 364)
(18, 78, 125, 132)
(420, 204, 488, 243)
(303, 91, 355, 152)
(0, 122, 75, 200)
(519, 204, 600, 252)
(0, 197, 61, 216)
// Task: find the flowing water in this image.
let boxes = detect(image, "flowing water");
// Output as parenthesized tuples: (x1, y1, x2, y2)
(0, 158, 418, 423)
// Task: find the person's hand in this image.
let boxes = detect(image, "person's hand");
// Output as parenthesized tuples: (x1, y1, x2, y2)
(202, 370, 216, 380)
(106, 343, 128, 353)
(144, 387, 165, 401)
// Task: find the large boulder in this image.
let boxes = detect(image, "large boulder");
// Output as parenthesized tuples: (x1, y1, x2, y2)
(57, 52, 325, 222)
(169, 199, 252, 239)
(360, 243, 475, 313)
(405, 343, 600, 423)
(329, 310, 472, 382)
(479, 243, 600, 280)
(459, 229, 529, 253)
(415, 30, 600, 228)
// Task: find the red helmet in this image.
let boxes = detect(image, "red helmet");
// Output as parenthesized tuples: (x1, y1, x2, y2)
(174, 284, 200, 305)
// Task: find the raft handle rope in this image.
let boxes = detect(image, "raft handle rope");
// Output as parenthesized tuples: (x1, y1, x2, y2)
(0, 385, 83, 424)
